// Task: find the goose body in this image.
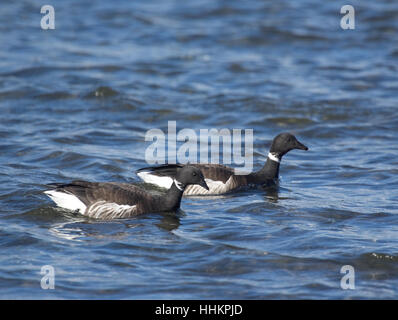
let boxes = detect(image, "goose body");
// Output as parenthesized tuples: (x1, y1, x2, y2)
(44, 166, 208, 220)
(137, 133, 308, 196)
(138, 164, 248, 196)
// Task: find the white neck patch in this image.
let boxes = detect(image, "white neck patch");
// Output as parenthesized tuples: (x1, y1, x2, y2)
(268, 152, 280, 163)
(174, 179, 185, 191)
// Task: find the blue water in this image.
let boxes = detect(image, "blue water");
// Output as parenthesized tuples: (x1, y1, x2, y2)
(1, 0, 398, 299)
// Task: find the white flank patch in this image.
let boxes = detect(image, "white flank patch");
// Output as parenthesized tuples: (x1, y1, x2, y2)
(44, 190, 87, 213)
(137, 171, 173, 189)
(184, 178, 229, 195)
(88, 201, 137, 219)
(205, 178, 226, 189)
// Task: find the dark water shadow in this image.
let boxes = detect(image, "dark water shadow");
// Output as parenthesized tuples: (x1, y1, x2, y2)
(260, 184, 281, 203)
(155, 210, 182, 232)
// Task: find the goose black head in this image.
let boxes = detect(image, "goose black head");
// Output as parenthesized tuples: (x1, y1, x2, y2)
(269, 133, 308, 158)
(175, 166, 209, 190)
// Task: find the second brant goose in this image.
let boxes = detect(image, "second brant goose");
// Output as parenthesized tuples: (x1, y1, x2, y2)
(137, 132, 308, 196)
(44, 165, 209, 219)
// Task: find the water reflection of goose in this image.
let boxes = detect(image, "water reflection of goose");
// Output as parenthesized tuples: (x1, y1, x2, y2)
(48, 218, 143, 241)
(48, 218, 86, 241)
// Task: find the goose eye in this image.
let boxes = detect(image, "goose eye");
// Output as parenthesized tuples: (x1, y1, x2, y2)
(192, 172, 197, 176)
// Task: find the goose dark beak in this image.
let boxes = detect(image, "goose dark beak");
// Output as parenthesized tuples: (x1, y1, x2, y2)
(295, 140, 308, 151)
(199, 179, 209, 190)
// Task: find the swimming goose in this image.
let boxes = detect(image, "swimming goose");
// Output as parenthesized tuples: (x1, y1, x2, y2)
(44, 165, 209, 219)
(137, 132, 308, 196)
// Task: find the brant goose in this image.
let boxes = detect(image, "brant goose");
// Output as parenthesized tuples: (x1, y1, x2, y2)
(44, 165, 209, 220)
(137, 132, 308, 196)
